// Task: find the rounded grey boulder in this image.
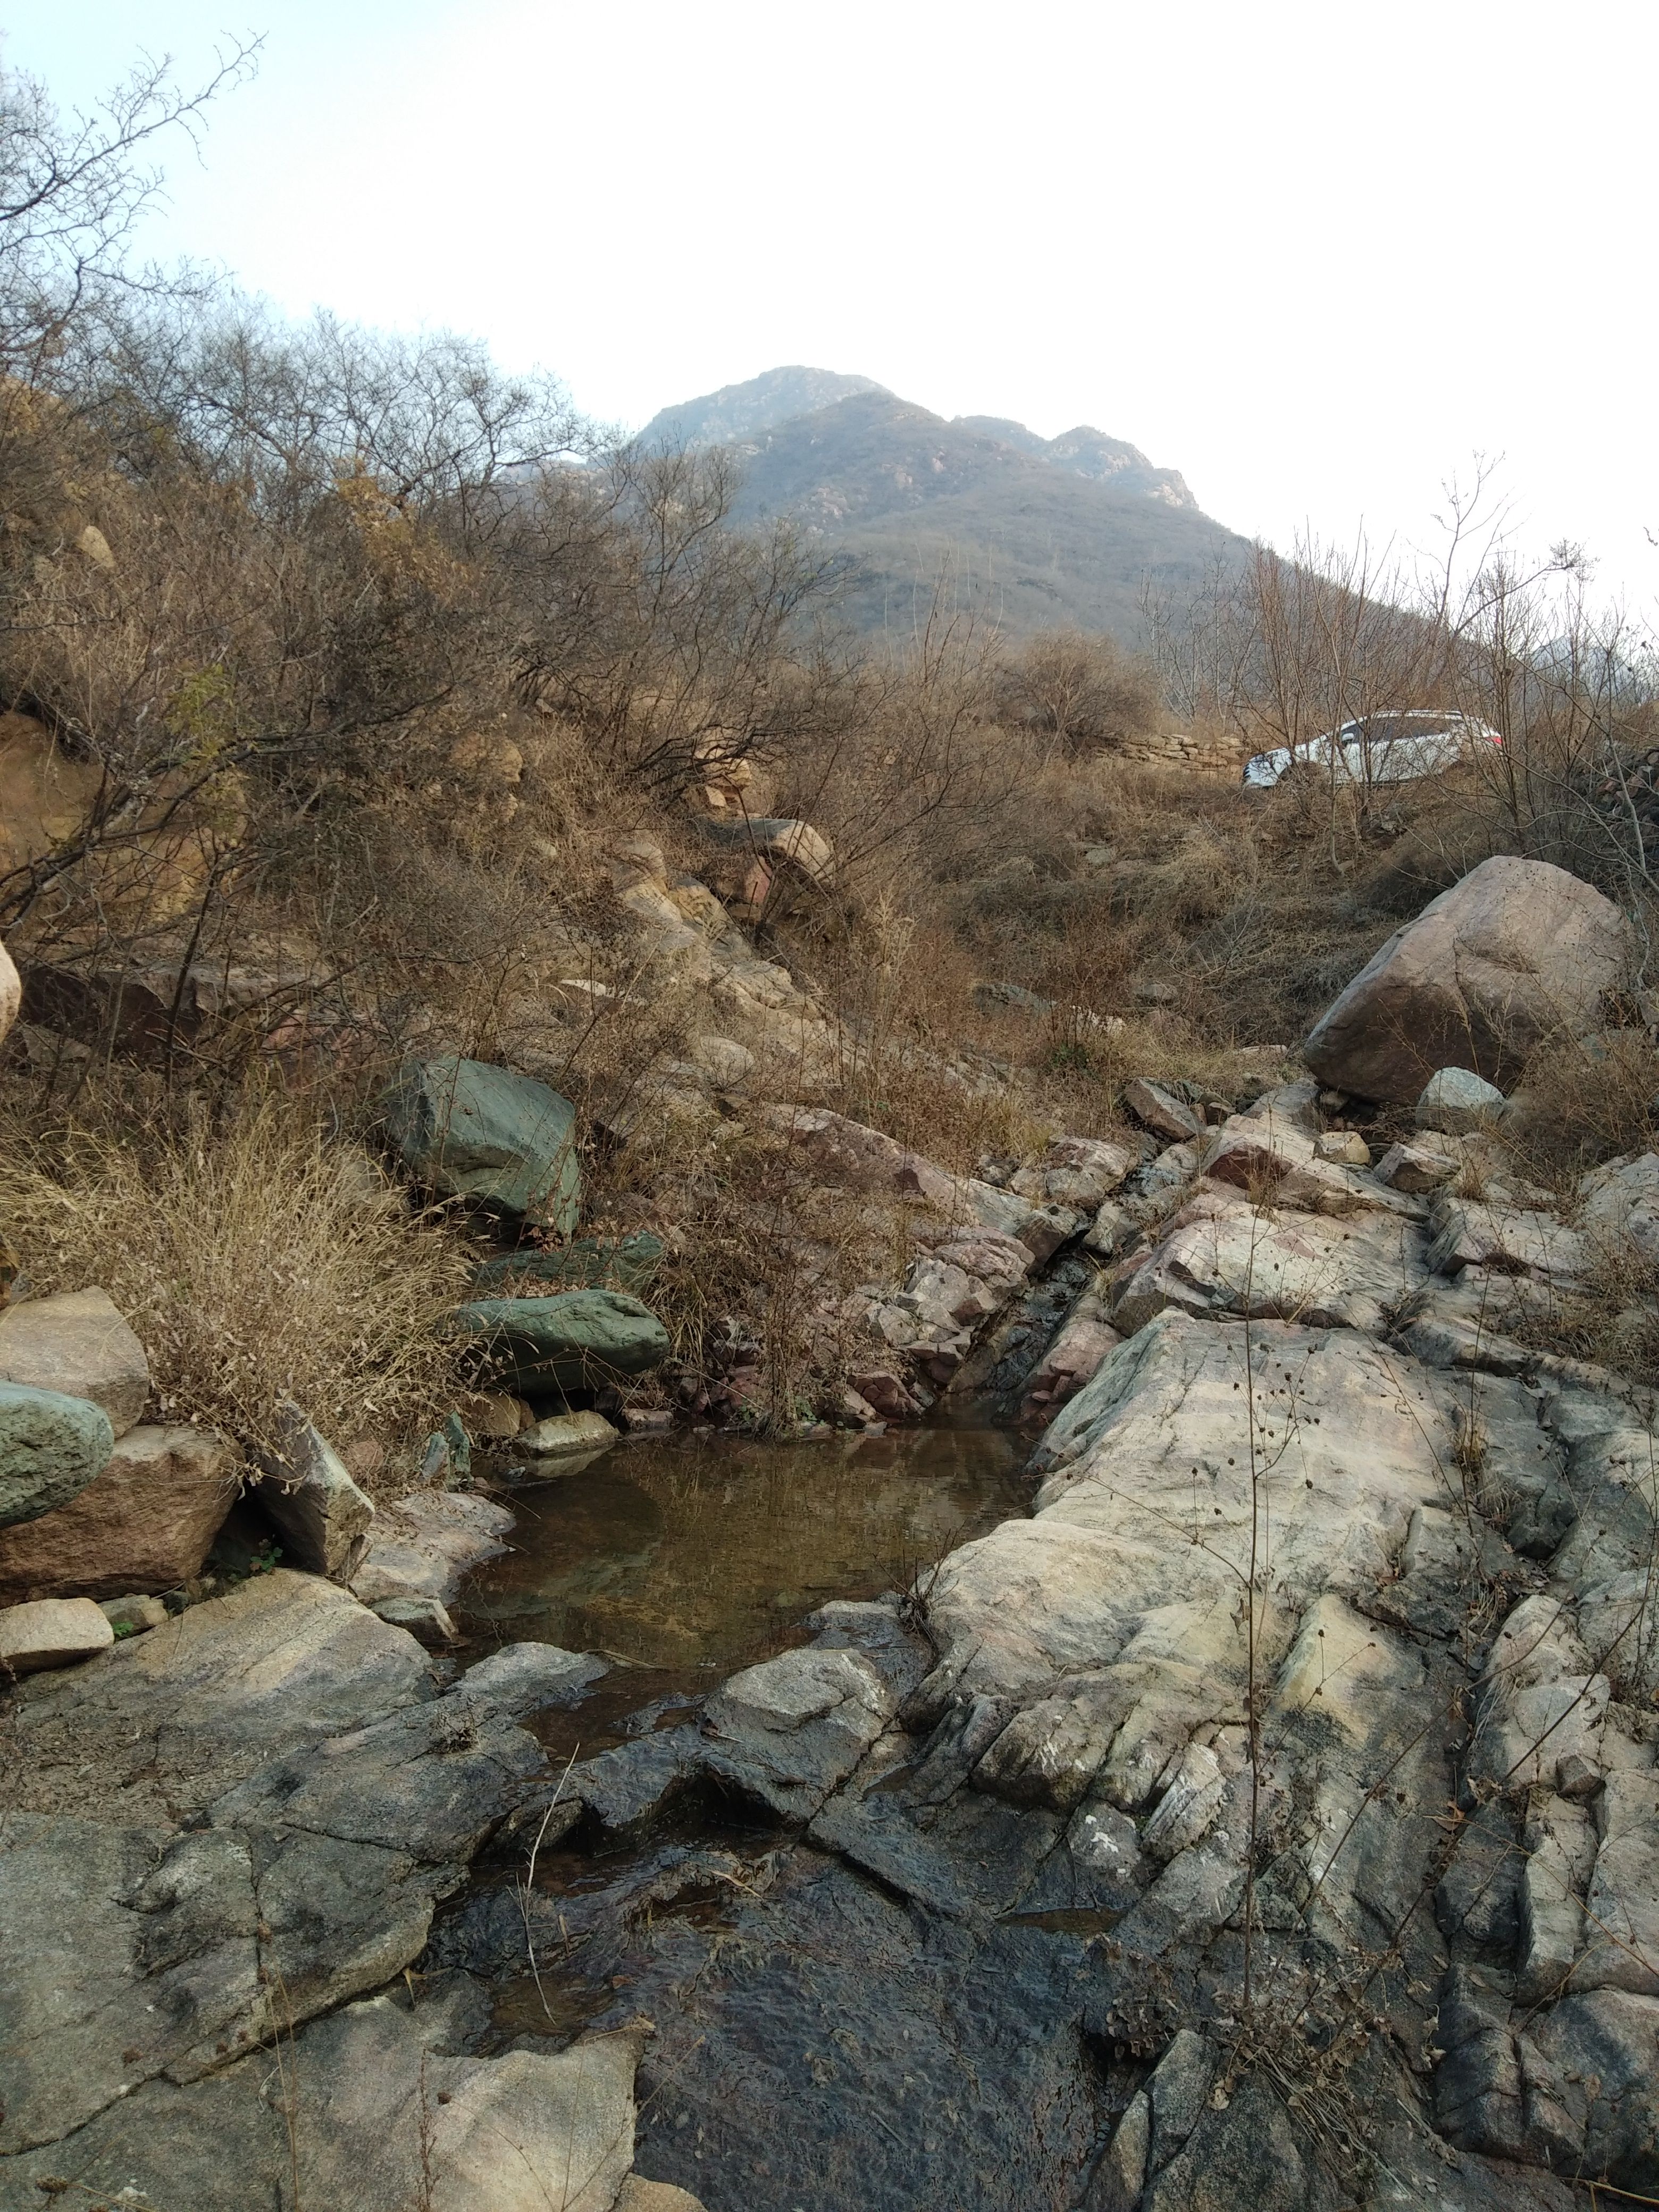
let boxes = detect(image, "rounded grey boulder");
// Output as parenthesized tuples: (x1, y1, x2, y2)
(0, 1382, 116, 1527)
(1304, 854, 1631, 1102)
(1416, 1065, 1506, 1134)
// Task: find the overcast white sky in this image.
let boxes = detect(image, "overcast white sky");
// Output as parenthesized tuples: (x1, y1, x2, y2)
(10, 1, 1658, 608)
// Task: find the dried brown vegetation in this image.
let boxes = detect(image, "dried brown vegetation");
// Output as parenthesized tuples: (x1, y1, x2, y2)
(2, 49, 1656, 1460)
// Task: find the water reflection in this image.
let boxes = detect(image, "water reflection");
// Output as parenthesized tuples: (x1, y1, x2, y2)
(455, 1426, 1028, 1674)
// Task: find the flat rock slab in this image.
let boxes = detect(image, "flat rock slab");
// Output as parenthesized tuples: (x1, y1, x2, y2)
(350, 1487, 514, 1605)
(6, 1567, 434, 1823)
(702, 1645, 894, 1819)
(0, 1287, 150, 1438)
(0, 1421, 237, 1602)
(1108, 1189, 1428, 1337)
(0, 1579, 604, 2167)
(1426, 1194, 1587, 1284)
(0, 1979, 645, 2212)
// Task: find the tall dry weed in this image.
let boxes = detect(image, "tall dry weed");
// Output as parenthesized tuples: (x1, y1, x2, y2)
(0, 1089, 473, 1472)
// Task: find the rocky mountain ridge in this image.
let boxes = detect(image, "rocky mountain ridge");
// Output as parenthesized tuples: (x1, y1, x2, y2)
(640, 369, 1247, 641)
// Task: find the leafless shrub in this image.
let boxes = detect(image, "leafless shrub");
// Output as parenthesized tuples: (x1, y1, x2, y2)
(995, 626, 1161, 755)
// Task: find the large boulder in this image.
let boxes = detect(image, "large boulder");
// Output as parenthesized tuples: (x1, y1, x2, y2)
(0, 1287, 150, 1437)
(0, 1382, 114, 1528)
(0, 1422, 238, 1602)
(450, 1289, 672, 1396)
(1303, 855, 1632, 1101)
(381, 1054, 582, 1231)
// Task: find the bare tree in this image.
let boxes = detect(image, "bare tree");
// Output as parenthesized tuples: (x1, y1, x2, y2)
(0, 41, 258, 382)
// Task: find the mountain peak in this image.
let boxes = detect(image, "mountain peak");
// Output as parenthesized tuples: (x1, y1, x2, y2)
(637, 367, 1237, 640)
(640, 367, 889, 450)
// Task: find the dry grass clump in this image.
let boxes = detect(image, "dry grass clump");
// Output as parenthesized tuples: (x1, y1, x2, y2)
(0, 1088, 473, 1477)
(1505, 1029, 1659, 1182)
(592, 1115, 908, 1426)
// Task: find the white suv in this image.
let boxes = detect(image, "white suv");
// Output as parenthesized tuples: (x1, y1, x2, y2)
(1242, 709, 1502, 789)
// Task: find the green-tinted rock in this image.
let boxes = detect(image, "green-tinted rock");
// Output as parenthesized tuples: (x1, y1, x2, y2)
(0, 1382, 115, 1528)
(470, 1230, 665, 1299)
(381, 1055, 581, 1231)
(449, 1291, 672, 1396)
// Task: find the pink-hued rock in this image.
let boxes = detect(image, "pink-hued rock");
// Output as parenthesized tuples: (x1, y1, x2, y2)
(1303, 856, 1632, 1102)
(0, 1422, 238, 1603)
(848, 1368, 925, 1421)
(1023, 1301, 1121, 1417)
(765, 1106, 1078, 1262)
(0, 935, 18, 1047)
(0, 1288, 151, 1438)
(1011, 1136, 1136, 1210)
(1122, 1079, 1204, 1143)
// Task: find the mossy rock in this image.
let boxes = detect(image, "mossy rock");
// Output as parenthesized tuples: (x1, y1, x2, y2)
(381, 1055, 581, 1231)
(0, 1381, 115, 1527)
(470, 1231, 664, 1299)
(449, 1289, 672, 1395)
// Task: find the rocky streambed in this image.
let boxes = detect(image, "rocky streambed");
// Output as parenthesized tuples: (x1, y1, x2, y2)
(11, 1095, 1659, 2209)
(8, 853, 1659, 2209)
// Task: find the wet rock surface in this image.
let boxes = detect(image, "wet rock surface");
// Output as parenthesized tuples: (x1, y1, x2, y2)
(418, 1083, 1654, 2210)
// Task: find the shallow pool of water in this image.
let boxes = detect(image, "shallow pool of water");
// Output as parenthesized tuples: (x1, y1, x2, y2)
(455, 1425, 1028, 1681)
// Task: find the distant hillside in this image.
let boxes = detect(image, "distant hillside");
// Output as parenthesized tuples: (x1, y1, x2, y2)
(639, 370, 1247, 643)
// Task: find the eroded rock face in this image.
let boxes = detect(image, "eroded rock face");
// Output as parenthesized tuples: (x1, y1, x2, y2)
(766, 1105, 1080, 1262)
(1107, 1188, 1428, 1338)
(1303, 854, 1632, 1101)
(1580, 1151, 1659, 1267)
